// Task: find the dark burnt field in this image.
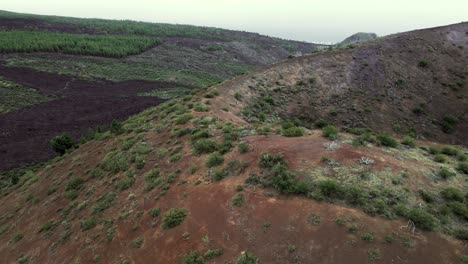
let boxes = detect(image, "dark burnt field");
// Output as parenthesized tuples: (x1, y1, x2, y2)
(0, 65, 187, 171)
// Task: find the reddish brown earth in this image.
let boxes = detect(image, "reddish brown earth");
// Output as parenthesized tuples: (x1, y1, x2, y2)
(0, 129, 464, 264)
(0, 65, 188, 171)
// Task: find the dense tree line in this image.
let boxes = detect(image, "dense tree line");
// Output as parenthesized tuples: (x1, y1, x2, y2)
(0, 30, 161, 57)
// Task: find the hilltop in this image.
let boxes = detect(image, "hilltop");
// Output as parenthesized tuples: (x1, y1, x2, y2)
(340, 32, 378, 45)
(0, 10, 326, 172)
(0, 22, 467, 263)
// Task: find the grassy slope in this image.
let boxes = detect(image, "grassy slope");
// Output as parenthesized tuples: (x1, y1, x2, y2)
(0, 77, 50, 113)
(0, 10, 323, 88)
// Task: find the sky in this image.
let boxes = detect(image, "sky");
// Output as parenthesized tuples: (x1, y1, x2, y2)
(1, 0, 467, 43)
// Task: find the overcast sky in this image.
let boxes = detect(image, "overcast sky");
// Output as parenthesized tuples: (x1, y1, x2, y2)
(1, 0, 467, 43)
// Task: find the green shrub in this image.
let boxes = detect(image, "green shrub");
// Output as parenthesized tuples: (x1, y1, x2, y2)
(434, 154, 447, 163)
(236, 185, 244, 191)
(12, 232, 23, 243)
(148, 207, 161, 217)
(193, 139, 219, 154)
(101, 151, 129, 173)
(50, 133, 75, 155)
(175, 114, 193, 125)
(361, 232, 374, 242)
(66, 177, 85, 191)
(429, 146, 441, 154)
(205, 152, 224, 167)
(238, 143, 249, 153)
(236, 252, 259, 264)
(162, 208, 187, 229)
(269, 163, 308, 194)
(419, 190, 434, 203)
(92, 192, 117, 214)
(406, 208, 436, 231)
(231, 193, 245, 207)
(81, 217, 97, 231)
(441, 187, 464, 202)
(110, 120, 123, 134)
(38, 221, 57, 233)
(132, 237, 144, 248)
(439, 167, 456, 179)
(441, 146, 459, 156)
(441, 115, 458, 133)
(458, 162, 468, 174)
(115, 176, 135, 191)
(318, 179, 341, 198)
(204, 249, 223, 260)
(322, 125, 338, 139)
(401, 136, 415, 147)
(283, 126, 304, 137)
(212, 169, 225, 181)
(258, 152, 285, 168)
(314, 119, 329, 128)
(457, 153, 467, 162)
(376, 134, 398, 148)
(448, 202, 468, 219)
(183, 251, 204, 264)
(418, 60, 428, 68)
(64, 189, 79, 200)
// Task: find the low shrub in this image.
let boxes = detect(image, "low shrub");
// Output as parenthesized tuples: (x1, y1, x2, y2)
(183, 251, 204, 264)
(441, 187, 464, 202)
(231, 193, 245, 207)
(149, 207, 161, 217)
(439, 167, 456, 179)
(162, 208, 187, 229)
(193, 139, 219, 154)
(258, 152, 285, 168)
(282, 126, 304, 137)
(322, 125, 338, 139)
(50, 133, 75, 155)
(236, 252, 259, 264)
(238, 143, 249, 153)
(92, 192, 117, 214)
(434, 154, 447, 163)
(115, 176, 135, 191)
(101, 151, 129, 174)
(441, 146, 459, 156)
(376, 134, 398, 148)
(458, 162, 468, 174)
(205, 152, 224, 167)
(314, 119, 329, 128)
(401, 136, 415, 147)
(406, 208, 436, 231)
(81, 217, 97, 231)
(318, 179, 342, 198)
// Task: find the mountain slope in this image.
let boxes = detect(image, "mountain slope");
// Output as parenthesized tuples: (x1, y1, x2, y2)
(0, 23, 467, 264)
(218, 22, 468, 145)
(0, 10, 326, 172)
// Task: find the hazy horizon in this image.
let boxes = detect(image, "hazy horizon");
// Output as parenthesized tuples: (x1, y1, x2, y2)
(1, 0, 467, 43)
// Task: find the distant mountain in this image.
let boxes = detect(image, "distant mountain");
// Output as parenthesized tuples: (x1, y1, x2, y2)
(340, 32, 378, 44)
